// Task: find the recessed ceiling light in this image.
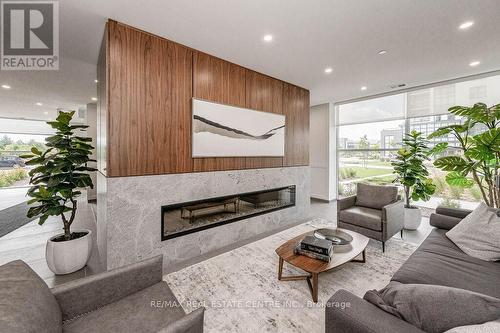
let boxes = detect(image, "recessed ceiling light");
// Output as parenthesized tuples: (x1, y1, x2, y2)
(263, 34, 273, 42)
(361, 86, 367, 91)
(1, 84, 11, 89)
(91, 97, 98, 101)
(43, 111, 48, 115)
(469, 61, 480, 67)
(378, 50, 387, 55)
(35, 102, 43, 106)
(94, 79, 98, 83)
(324, 67, 333, 74)
(459, 21, 474, 30)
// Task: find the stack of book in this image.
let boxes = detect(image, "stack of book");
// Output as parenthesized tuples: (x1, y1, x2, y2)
(294, 235, 333, 262)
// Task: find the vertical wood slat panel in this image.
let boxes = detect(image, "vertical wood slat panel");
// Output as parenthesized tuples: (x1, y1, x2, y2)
(107, 21, 192, 176)
(192, 52, 247, 171)
(244, 70, 284, 169)
(105, 21, 309, 177)
(283, 83, 310, 166)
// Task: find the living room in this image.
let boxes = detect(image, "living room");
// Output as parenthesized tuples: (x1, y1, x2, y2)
(0, 1, 499, 333)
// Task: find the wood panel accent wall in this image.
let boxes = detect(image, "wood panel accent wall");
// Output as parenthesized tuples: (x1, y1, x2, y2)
(107, 21, 192, 176)
(192, 52, 247, 171)
(283, 83, 310, 166)
(244, 70, 284, 169)
(102, 20, 309, 177)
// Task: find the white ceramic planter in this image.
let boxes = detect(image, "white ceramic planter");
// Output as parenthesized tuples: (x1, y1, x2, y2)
(46, 229, 92, 275)
(404, 207, 422, 230)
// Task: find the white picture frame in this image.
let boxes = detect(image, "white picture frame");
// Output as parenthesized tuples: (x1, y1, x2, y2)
(192, 98, 285, 157)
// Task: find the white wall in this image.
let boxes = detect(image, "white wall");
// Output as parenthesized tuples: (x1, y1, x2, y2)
(310, 103, 336, 201)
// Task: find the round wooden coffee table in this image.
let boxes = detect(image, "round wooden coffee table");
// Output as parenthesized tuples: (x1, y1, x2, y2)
(275, 228, 369, 302)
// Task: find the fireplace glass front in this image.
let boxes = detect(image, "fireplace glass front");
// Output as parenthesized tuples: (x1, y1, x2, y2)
(161, 185, 296, 240)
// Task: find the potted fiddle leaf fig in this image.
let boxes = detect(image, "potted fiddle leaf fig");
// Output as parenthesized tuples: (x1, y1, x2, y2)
(428, 102, 499, 208)
(21, 111, 96, 275)
(391, 130, 436, 230)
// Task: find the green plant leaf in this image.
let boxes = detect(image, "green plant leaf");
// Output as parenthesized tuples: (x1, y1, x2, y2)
(473, 128, 500, 152)
(465, 145, 495, 160)
(434, 156, 470, 172)
(429, 142, 448, 155)
(38, 215, 49, 225)
(428, 127, 452, 139)
(30, 147, 42, 155)
(445, 172, 474, 188)
(56, 111, 75, 124)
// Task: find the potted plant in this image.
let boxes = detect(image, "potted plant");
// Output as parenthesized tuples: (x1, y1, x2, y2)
(391, 130, 436, 229)
(22, 111, 96, 274)
(428, 102, 499, 208)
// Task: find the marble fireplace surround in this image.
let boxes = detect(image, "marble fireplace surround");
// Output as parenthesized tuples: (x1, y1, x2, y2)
(97, 166, 310, 270)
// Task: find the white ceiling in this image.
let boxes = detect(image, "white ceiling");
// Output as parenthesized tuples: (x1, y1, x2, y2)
(1, 0, 500, 121)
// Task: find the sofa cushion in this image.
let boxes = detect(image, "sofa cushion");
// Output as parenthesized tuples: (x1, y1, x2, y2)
(392, 229, 500, 298)
(363, 281, 500, 333)
(355, 183, 398, 210)
(62, 281, 187, 333)
(446, 202, 500, 261)
(339, 206, 382, 231)
(0, 260, 62, 333)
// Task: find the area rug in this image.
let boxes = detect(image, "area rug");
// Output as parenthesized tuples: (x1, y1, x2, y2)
(164, 219, 417, 333)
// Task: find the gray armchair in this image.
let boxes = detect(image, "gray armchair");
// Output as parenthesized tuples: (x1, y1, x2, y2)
(0, 255, 204, 333)
(337, 183, 404, 252)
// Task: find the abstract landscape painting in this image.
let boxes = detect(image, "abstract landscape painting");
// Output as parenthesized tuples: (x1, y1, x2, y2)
(192, 99, 285, 157)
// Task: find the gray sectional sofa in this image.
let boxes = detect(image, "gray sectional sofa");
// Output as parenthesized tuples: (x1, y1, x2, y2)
(0, 255, 204, 333)
(326, 206, 500, 333)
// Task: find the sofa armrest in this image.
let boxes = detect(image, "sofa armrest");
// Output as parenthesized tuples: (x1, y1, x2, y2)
(325, 290, 425, 333)
(429, 213, 462, 230)
(435, 206, 472, 219)
(338, 195, 357, 211)
(157, 308, 204, 333)
(382, 200, 405, 238)
(51, 255, 163, 321)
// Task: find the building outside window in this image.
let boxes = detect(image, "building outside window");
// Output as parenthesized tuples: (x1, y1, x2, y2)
(337, 74, 500, 209)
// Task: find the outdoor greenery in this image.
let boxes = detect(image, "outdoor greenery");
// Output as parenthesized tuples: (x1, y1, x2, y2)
(0, 135, 47, 154)
(429, 102, 500, 208)
(438, 197, 461, 209)
(339, 166, 393, 180)
(0, 168, 28, 187)
(22, 111, 96, 241)
(339, 167, 357, 180)
(392, 131, 436, 208)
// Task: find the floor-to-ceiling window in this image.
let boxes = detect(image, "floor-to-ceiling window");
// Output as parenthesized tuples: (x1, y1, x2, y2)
(336, 74, 500, 210)
(337, 93, 405, 198)
(0, 118, 52, 210)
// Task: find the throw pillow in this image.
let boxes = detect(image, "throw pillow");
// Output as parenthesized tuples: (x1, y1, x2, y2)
(443, 319, 500, 333)
(363, 282, 500, 333)
(355, 183, 398, 210)
(446, 202, 500, 261)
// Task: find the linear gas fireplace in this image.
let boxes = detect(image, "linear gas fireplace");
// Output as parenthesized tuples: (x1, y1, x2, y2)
(161, 185, 296, 240)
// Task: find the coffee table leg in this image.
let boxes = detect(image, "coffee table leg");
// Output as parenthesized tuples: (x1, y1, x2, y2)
(306, 273, 318, 302)
(278, 257, 283, 280)
(351, 249, 366, 263)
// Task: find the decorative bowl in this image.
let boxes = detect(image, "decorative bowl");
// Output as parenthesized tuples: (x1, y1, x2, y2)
(314, 228, 353, 252)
